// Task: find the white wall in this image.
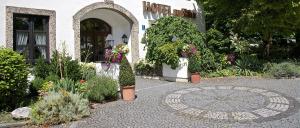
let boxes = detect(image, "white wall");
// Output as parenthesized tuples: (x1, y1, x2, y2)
(0, 0, 205, 62)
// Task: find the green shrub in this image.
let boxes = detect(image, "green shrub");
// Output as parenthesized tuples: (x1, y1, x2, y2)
(157, 42, 182, 69)
(235, 54, 262, 71)
(267, 62, 300, 78)
(30, 90, 90, 125)
(144, 16, 206, 65)
(50, 50, 82, 81)
(33, 57, 50, 79)
(86, 76, 118, 102)
(205, 28, 231, 54)
(44, 73, 60, 82)
(80, 64, 96, 81)
(119, 56, 135, 86)
(31, 77, 45, 93)
(52, 79, 78, 93)
(0, 48, 29, 111)
(188, 54, 201, 73)
(134, 59, 162, 76)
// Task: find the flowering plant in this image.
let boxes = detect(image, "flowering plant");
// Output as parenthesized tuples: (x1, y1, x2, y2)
(105, 44, 129, 69)
(181, 44, 197, 57)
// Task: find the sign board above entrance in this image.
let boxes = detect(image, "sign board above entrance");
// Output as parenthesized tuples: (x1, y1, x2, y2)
(142, 1, 196, 18)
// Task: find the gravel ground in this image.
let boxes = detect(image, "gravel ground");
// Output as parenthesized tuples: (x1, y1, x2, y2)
(54, 77, 300, 128)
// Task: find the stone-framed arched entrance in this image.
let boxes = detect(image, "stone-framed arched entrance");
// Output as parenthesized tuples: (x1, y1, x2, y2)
(73, 2, 139, 63)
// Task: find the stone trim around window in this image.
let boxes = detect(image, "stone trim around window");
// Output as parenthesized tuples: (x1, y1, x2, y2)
(73, 2, 139, 63)
(6, 6, 56, 58)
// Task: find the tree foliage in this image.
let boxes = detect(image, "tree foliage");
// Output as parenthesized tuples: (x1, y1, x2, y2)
(197, 0, 300, 57)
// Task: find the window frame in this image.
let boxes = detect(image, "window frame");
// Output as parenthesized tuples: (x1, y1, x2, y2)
(13, 14, 50, 63)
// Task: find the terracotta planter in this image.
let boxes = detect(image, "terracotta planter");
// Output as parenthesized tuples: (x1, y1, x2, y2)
(121, 85, 135, 101)
(191, 73, 200, 84)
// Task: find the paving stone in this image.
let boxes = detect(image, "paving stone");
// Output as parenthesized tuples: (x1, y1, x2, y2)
(232, 112, 259, 120)
(203, 111, 228, 120)
(174, 90, 190, 94)
(217, 86, 233, 90)
(183, 88, 202, 92)
(269, 97, 290, 104)
(168, 103, 188, 110)
(253, 108, 281, 117)
(53, 78, 300, 128)
(248, 88, 268, 93)
(261, 92, 281, 97)
(180, 108, 204, 116)
(201, 86, 217, 90)
(266, 103, 289, 112)
(233, 86, 252, 91)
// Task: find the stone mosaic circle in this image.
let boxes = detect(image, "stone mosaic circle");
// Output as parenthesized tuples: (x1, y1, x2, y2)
(165, 86, 293, 122)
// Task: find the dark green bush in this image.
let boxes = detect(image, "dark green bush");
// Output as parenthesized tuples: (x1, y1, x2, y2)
(188, 54, 201, 73)
(119, 56, 135, 86)
(33, 57, 50, 79)
(31, 77, 45, 93)
(86, 76, 118, 102)
(236, 54, 262, 71)
(0, 48, 29, 111)
(205, 28, 231, 54)
(144, 16, 206, 65)
(30, 90, 90, 125)
(268, 62, 300, 78)
(49, 51, 82, 81)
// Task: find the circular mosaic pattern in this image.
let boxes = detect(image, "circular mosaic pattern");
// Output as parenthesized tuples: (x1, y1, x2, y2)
(164, 86, 293, 122)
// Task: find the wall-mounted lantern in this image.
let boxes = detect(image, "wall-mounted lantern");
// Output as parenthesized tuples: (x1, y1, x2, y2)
(122, 34, 128, 44)
(105, 34, 114, 48)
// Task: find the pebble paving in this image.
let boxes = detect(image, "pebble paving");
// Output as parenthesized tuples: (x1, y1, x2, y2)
(54, 78, 300, 128)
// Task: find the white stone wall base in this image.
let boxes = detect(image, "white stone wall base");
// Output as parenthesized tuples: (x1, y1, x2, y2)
(162, 58, 189, 82)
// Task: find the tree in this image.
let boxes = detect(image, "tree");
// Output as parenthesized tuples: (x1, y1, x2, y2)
(197, 0, 300, 57)
(237, 0, 300, 57)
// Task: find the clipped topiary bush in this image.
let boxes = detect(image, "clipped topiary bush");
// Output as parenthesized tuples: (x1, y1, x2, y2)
(30, 90, 90, 125)
(0, 48, 29, 111)
(86, 76, 118, 102)
(119, 56, 135, 86)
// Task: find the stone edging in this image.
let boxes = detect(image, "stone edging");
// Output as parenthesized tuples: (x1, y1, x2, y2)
(0, 121, 29, 128)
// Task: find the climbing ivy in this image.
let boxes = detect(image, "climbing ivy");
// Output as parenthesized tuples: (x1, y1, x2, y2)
(144, 16, 216, 71)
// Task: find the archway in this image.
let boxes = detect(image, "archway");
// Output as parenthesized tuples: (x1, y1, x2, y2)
(73, 2, 139, 63)
(80, 18, 112, 62)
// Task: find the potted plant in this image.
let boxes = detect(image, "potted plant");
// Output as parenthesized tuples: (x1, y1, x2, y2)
(118, 56, 136, 101)
(188, 53, 201, 83)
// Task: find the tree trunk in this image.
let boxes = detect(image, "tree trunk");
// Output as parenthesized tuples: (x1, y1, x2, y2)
(263, 33, 272, 58)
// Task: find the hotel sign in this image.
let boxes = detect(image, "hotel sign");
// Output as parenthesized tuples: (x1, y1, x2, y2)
(142, 1, 196, 18)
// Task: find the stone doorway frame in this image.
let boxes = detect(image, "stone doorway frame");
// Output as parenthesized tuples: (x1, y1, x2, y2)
(73, 2, 139, 63)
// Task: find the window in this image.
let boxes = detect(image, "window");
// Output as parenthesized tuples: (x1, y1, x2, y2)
(13, 14, 49, 63)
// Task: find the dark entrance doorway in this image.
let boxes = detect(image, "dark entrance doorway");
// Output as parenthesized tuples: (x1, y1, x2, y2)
(80, 18, 111, 62)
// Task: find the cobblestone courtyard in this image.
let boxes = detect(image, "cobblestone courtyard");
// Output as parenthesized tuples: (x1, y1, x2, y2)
(62, 78, 300, 128)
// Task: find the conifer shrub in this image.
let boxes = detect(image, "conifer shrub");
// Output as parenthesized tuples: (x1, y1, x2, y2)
(119, 56, 135, 87)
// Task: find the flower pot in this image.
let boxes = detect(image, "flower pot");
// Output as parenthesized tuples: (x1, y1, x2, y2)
(121, 85, 135, 101)
(191, 73, 200, 84)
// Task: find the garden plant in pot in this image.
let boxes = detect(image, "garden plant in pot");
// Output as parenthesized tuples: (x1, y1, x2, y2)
(118, 56, 136, 101)
(188, 53, 201, 83)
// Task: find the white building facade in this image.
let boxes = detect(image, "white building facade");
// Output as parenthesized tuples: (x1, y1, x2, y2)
(0, 0, 204, 64)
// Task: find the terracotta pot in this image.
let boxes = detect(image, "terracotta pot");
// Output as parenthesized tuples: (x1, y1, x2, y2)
(121, 85, 135, 101)
(191, 73, 200, 84)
